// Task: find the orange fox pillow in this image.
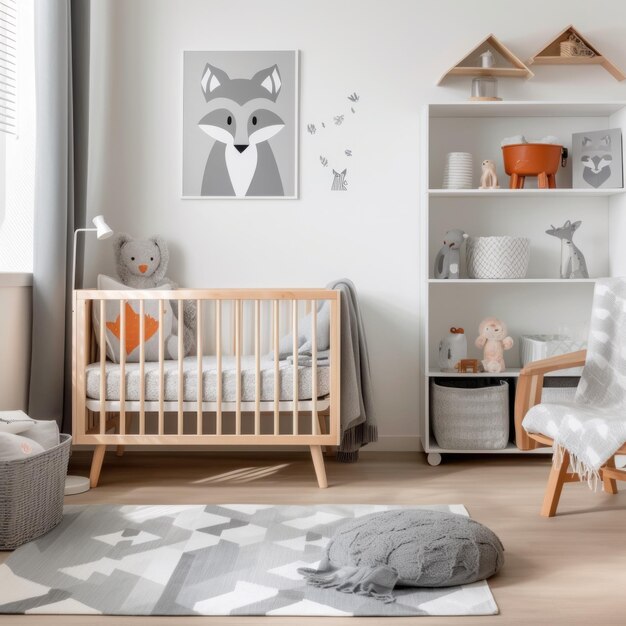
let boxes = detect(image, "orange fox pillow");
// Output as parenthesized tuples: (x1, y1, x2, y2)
(92, 275, 176, 363)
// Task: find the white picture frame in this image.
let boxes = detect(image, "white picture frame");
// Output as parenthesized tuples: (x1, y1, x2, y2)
(182, 50, 299, 200)
(572, 128, 623, 189)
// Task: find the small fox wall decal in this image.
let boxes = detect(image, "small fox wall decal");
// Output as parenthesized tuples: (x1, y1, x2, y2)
(331, 169, 348, 191)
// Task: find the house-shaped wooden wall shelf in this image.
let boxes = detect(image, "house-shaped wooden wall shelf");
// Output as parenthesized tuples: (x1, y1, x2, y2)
(437, 34, 533, 85)
(528, 25, 625, 81)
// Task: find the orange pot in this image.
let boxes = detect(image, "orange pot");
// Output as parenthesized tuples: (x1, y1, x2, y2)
(501, 143, 568, 189)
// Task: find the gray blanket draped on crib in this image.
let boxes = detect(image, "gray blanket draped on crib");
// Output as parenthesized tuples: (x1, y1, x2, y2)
(282, 280, 377, 461)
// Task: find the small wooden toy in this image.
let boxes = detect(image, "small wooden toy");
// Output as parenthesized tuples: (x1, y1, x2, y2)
(455, 358, 481, 373)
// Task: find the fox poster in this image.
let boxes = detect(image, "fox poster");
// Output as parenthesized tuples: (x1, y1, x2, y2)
(183, 50, 298, 199)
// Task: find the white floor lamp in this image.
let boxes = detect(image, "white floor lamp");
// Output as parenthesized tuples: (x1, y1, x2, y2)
(65, 215, 114, 496)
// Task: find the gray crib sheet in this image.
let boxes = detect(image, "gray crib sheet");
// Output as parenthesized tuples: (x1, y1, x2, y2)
(85, 355, 330, 402)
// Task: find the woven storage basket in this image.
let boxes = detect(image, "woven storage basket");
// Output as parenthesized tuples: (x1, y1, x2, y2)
(0, 434, 71, 550)
(520, 334, 587, 375)
(431, 380, 509, 450)
(466, 236, 530, 279)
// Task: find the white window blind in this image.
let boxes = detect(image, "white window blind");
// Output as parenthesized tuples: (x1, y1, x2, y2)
(0, 0, 16, 135)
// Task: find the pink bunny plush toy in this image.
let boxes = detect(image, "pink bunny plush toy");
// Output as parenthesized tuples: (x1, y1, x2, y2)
(475, 317, 513, 373)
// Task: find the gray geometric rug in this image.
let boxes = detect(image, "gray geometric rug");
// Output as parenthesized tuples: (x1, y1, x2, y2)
(0, 504, 498, 616)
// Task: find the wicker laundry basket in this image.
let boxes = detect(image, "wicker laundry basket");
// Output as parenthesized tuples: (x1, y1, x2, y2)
(466, 236, 530, 279)
(0, 434, 71, 550)
(431, 379, 509, 450)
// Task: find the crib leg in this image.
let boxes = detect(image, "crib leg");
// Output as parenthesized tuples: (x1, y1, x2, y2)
(317, 413, 330, 457)
(318, 412, 336, 457)
(310, 445, 328, 488)
(90, 445, 107, 488)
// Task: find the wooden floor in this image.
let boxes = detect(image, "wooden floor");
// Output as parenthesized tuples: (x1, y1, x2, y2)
(2, 450, 626, 625)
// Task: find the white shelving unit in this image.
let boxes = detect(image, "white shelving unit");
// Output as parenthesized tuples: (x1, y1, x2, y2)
(420, 101, 626, 466)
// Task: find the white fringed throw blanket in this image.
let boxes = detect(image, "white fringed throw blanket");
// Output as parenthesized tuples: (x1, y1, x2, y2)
(523, 278, 626, 487)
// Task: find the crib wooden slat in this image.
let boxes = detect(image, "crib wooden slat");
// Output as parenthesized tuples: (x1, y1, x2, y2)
(311, 301, 318, 434)
(216, 300, 223, 435)
(119, 300, 126, 434)
(196, 299, 203, 434)
(178, 302, 184, 435)
(273, 299, 279, 435)
(329, 294, 341, 443)
(231, 300, 237, 354)
(292, 299, 298, 435)
(139, 300, 146, 435)
(99, 300, 106, 435)
(158, 300, 165, 435)
(254, 299, 261, 435)
(235, 300, 242, 435)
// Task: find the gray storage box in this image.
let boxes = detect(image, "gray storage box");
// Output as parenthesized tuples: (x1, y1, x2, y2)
(431, 380, 509, 450)
(0, 434, 71, 550)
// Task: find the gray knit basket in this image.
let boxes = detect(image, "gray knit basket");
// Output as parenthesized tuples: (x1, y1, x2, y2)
(0, 434, 71, 550)
(431, 381, 509, 450)
(466, 236, 530, 279)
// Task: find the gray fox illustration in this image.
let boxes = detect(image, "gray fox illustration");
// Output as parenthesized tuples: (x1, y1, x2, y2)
(580, 134, 613, 188)
(199, 63, 285, 197)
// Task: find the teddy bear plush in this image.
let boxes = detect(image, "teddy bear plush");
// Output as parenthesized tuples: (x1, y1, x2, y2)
(113, 234, 196, 357)
(475, 317, 513, 373)
(433, 229, 468, 279)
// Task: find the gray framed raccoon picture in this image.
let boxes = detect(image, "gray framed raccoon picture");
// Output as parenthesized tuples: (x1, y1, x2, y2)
(182, 50, 299, 199)
(572, 128, 623, 189)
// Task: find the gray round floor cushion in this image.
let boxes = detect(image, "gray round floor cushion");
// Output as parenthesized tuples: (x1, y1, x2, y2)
(298, 509, 504, 603)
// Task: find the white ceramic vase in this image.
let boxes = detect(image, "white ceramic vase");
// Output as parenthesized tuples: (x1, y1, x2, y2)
(438, 327, 468, 372)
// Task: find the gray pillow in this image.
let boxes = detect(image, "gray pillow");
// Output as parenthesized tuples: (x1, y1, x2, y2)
(0, 432, 45, 461)
(277, 301, 331, 358)
(299, 509, 504, 603)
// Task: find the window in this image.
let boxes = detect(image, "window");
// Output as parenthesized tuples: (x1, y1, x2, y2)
(0, 0, 34, 272)
(0, 0, 17, 136)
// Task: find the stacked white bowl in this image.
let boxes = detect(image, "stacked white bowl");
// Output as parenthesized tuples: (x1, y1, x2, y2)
(443, 152, 473, 189)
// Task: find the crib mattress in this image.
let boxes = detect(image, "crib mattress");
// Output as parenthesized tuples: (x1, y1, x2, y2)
(85, 355, 330, 402)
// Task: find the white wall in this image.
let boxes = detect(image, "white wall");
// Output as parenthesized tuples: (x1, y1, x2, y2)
(83, 0, 626, 449)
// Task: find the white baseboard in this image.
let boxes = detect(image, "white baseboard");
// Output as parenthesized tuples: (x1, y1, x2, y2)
(71, 436, 423, 454)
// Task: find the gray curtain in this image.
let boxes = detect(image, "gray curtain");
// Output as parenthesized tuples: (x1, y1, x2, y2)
(29, 0, 89, 431)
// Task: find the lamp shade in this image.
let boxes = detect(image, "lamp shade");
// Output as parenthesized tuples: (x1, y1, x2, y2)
(92, 215, 113, 240)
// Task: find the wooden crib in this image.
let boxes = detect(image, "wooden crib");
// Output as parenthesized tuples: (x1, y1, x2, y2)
(72, 289, 340, 488)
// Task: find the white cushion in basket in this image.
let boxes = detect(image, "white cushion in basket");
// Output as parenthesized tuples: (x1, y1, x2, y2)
(20, 420, 60, 450)
(0, 411, 35, 435)
(93, 274, 176, 363)
(0, 432, 45, 461)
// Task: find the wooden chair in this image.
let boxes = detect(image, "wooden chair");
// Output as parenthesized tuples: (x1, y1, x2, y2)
(515, 278, 626, 517)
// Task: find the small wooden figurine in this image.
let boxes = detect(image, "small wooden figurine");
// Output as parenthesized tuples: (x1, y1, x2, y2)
(479, 159, 499, 189)
(455, 358, 481, 373)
